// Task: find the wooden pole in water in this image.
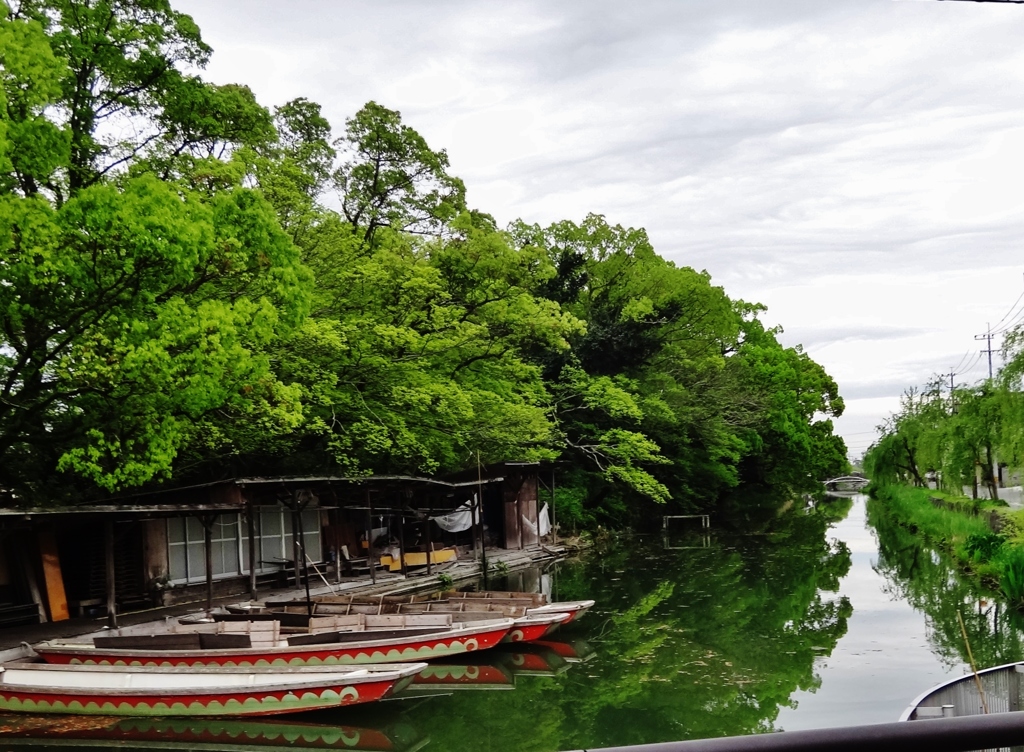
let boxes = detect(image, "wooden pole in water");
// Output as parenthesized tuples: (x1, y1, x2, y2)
(958, 609, 990, 714)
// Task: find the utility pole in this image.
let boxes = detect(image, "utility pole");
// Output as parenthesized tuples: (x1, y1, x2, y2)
(947, 370, 956, 413)
(976, 323, 995, 380)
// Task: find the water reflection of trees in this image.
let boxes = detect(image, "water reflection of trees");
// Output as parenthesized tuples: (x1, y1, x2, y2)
(399, 498, 853, 751)
(868, 497, 1024, 670)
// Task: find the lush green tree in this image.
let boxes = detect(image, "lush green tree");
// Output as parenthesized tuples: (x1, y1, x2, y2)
(263, 210, 582, 478)
(511, 214, 846, 525)
(0, 1, 311, 500)
(333, 101, 466, 248)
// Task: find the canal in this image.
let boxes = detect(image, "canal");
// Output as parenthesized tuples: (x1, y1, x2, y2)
(5, 493, 1024, 751)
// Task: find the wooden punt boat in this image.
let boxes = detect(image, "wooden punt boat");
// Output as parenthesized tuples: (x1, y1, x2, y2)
(901, 661, 1024, 720)
(434, 590, 596, 623)
(249, 601, 571, 644)
(261, 589, 594, 626)
(0, 661, 425, 717)
(32, 617, 515, 668)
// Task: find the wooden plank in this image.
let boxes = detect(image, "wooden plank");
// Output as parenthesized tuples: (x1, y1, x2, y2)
(199, 633, 251, 649)
(94, 633, 202, 650)
(37, 528, 69, 622)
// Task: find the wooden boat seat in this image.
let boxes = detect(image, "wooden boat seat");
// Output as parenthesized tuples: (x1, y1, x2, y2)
(172, 619, 280, 649)
(94, 633, 252, 650)
(287, 626, 449, 646)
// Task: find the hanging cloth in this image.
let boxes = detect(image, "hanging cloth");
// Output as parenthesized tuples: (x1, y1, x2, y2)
(431, 501, 478, 533)
(538, 503, 551, 537)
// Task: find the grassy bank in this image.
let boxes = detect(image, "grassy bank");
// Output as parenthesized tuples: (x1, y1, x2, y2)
(871, 484, 1024, 608)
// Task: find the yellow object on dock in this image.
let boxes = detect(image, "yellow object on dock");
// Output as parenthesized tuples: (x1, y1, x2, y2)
(380, 548, 457, 572)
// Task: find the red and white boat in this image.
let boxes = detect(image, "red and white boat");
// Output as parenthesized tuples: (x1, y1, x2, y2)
(0, 661, 425, 717)
(260, 590, 594, 631)
(248, 602, 572, 644)
(33, 617, 515, 668)
(434, 590, 596, 624)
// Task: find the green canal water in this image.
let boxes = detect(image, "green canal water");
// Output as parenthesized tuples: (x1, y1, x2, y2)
(5, 493, 1024, 752)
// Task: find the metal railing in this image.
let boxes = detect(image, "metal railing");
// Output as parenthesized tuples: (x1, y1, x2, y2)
(568, 712, 1024, 752)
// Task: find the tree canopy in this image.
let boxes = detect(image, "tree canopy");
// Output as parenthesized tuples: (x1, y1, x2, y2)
(0, 0, 848, 522)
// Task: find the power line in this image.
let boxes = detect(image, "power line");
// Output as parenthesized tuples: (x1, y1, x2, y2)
(950, 349, 972, 375)
(957, 350, 983, 376)
(991, 304, 1024, 335)
(990, 287, 1024, 332)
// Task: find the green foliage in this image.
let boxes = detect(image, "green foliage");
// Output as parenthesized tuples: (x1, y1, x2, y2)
(0, 1, 848, 523)
(333, 101, 466, 247)
(0, 0, 311, 500)
(868, 496, 1024, 670)
(963, 532, 1006, 564)
(872, 484, 1024, 612)
(993, 545, 1024, 608)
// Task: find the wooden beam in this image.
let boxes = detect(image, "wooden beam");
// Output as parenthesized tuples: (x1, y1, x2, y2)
(19, 541, 46, 624)
(37, 528, 69, 622)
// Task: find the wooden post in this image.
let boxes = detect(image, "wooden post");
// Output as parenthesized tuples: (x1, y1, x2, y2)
(291, 508, 302, 589)
(366, 488, 376, 584)
(296, 504, 312, 617)
(398, 498, 408, 578)
(247, 502, 257, 601)
(104, 521, 116, 628)
(470, 493, 479, 556)
(551, 469, 558, 547)
(20, 541, 46, 624)
(333, 505, 342, 585)
(425, 496, 433, 576)
(202, 515, 213, 614)
(477, 454, 487, 574)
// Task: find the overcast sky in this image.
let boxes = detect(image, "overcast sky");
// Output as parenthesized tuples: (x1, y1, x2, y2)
(173, 0, 1024, 462)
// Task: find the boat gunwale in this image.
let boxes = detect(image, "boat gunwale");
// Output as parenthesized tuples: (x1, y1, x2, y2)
(899, 660, 1024, 721)
(0, 662, 426, 698)
(34, 618, 515, 660)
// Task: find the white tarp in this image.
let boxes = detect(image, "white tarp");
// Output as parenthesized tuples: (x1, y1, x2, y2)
(431, 500, 479, 533)
(524, 503, 552, 537)
(538, 503, 551, 537)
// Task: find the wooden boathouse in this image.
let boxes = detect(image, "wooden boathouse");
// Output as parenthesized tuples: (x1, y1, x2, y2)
(0, 462, 552, 630)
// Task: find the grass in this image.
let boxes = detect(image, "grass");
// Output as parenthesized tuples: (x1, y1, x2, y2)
(873, 485, 991, 549)
(872, 483, 1024, 607)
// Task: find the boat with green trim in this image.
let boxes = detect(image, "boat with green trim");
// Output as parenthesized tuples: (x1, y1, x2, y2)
(0, 661, 425, 716)
(32, 617, 514, 668)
